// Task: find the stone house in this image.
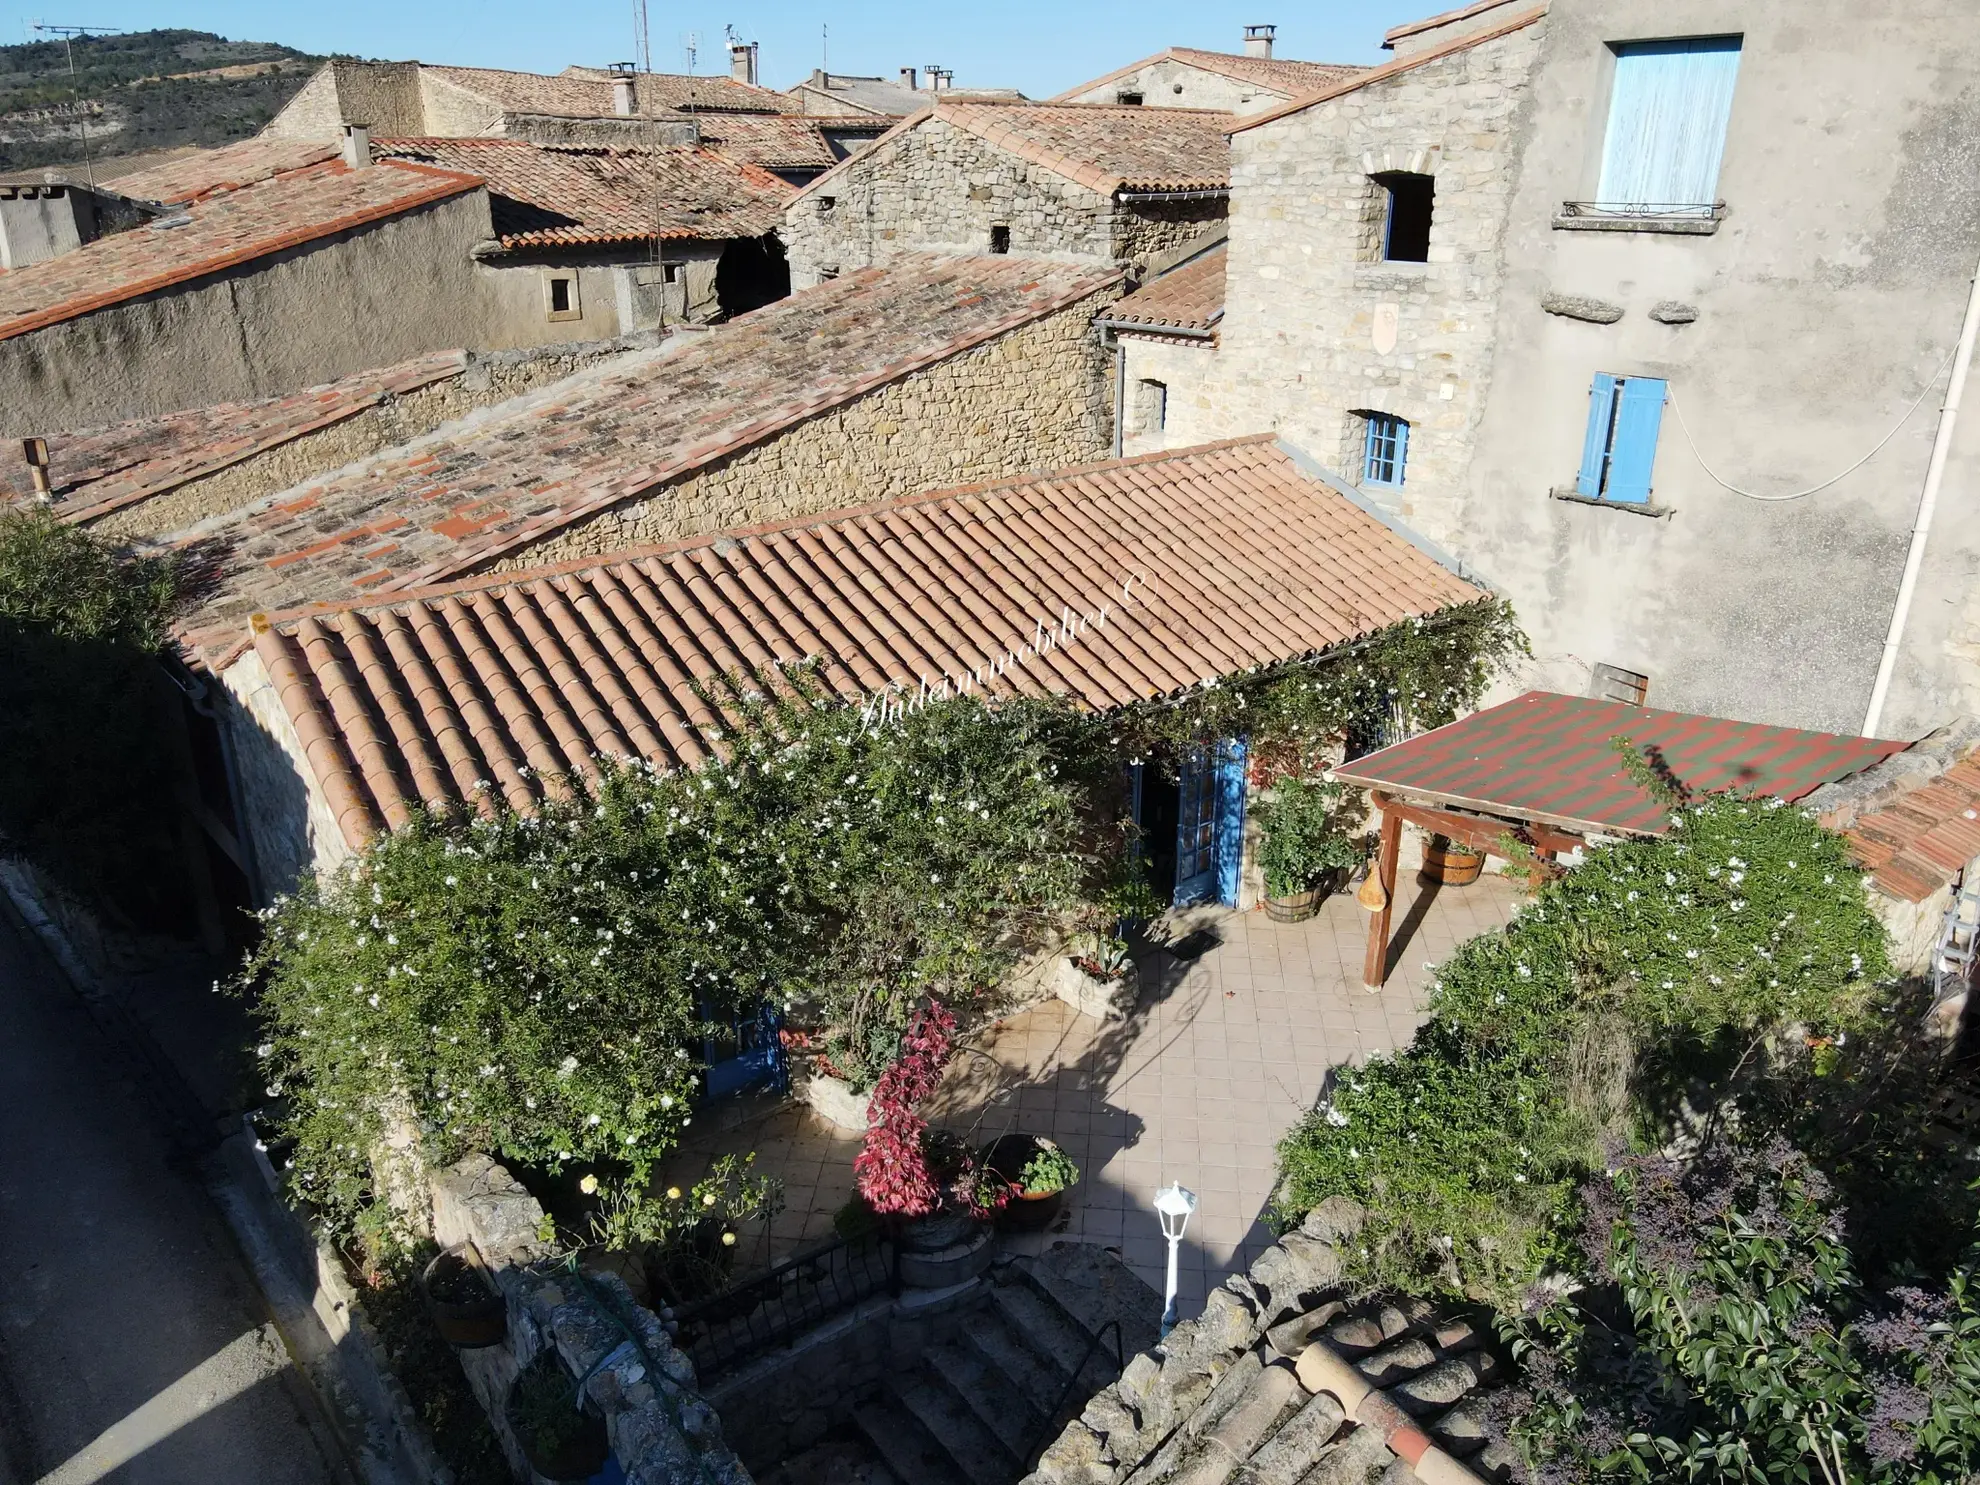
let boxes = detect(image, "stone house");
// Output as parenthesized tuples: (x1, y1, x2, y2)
(204, 438, 1482, 904)
(785, 68, 1026, 119)
(780, 102, 1234, 289)
(1098, 229, 1227, 458)
(373, 137, 795, 326)
(1436, 0, 1980, 740)
(0, 134, 505, 431)
(260, 59, 892, 186)
(1053, 27, 1363, 116)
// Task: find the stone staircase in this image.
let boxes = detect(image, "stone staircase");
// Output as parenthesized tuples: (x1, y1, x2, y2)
(849, 1246, 1161, 1485)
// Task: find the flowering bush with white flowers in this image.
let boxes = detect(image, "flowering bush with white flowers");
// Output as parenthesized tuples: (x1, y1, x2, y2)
(1274, 789, 1890, 1306)
(244, 682, 1093, 1233)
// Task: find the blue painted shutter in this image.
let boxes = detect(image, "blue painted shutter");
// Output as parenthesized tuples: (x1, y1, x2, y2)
(1605, 377, 1667, 504)
(1577, 373, 1621, 496)
(1598, 39, 1742, 209)
(1215, 738, 1248, 907)
(1392, 418, 1409, 488)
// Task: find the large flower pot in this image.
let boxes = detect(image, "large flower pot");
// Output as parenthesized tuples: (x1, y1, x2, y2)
(1055, 954, 1137, 1021)
(1421, 837, 1485, 886)
(421, 1245, 505, 1349)
(1265, 868, 1348, 923)
(802, 1073, 872, 1131)
(506, 1381, 610, 1482)
(984, 1133, 1070, 1232)
(896, 1204, 980, 1253)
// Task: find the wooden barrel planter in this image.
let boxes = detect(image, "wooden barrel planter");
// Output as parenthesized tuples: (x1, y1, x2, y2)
(1264, 869, 1348, 923)
(420, 1244, 506, 1349)
(1421, 836, 1485, 886)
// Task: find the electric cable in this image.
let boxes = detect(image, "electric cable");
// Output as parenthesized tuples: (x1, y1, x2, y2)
(1664, 340, 1960, 501)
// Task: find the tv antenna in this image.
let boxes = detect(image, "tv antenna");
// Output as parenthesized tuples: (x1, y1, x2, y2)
(631, 0, 650, 72)
(29, 21, 123, 188)
(682, 30, 700, 72)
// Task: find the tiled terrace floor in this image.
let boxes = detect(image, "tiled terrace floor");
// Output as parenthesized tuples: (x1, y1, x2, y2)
(657, 871, 1523, 1319)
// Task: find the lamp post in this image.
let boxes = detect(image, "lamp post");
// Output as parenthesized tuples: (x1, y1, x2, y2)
(1152, 1183, 1197, 1338)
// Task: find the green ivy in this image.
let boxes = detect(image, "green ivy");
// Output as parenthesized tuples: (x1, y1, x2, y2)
(1274, 792, 1890, 1305)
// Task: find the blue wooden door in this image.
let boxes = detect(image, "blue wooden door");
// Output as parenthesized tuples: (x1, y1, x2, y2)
(1214, 738, 1248, 908)
(701, 1002, 788, 1101)
(1174, 748, 1217, 905)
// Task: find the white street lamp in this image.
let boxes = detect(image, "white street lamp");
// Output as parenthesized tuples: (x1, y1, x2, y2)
(1152, 1182, 1198, 1338)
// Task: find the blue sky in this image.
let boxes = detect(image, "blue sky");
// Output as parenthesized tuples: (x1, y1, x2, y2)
(10, 2, 1434, 98)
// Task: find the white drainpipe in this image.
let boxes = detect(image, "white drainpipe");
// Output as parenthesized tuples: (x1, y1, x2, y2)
(1862, 256, 1980, 737)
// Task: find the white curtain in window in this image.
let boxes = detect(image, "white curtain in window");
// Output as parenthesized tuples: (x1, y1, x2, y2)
(1598, 38, 1742, 209)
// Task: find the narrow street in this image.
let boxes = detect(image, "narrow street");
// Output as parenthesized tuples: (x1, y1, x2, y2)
(0, 909, 346, 1485)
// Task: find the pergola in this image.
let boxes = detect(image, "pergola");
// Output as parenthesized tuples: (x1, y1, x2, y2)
(1330, 692, 1909, 991)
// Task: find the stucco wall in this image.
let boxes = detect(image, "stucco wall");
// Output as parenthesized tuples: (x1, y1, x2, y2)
(783, 119, 1115, 287)
(418, 74, 504, 137)
(1061, 59, 1290, 115)
(501, 287, 1119, 568)
(91, 337, 657, 539)
(0, 190, 505, 431)
(1452, 0, 1980, 737)
(1119, 333, 1221, 455)
(218, 646, 354, 900)
(1200, 20, 1545, 553)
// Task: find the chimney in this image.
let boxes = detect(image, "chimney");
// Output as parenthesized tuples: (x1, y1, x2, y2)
(899, 66, 918, 89)
(729, 40, 759, 85)
(341, 123, 372, 167)
(926, 65, 953, 91)
(1243, 23, 1276, 57)
(612, 76, 635, 115)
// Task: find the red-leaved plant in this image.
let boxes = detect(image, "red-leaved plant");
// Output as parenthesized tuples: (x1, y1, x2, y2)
(854, 1001, 1008, 1220)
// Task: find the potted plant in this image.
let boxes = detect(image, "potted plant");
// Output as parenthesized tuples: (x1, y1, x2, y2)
(505, 1353, 610, 1482)
(1421, 833, 1486, 886)
(420, 1243, 506, 1348)
(1057, 922, 1137, 1020)
(983, 1133, 1080, 1232)
(1258, 777, 1364, 922)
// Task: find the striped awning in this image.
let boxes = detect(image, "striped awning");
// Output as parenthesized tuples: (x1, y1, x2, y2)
(1331, 691, 1908, 837)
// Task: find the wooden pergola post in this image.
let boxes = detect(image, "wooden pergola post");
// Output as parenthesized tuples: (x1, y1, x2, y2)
(1362, 798, 1403, 992)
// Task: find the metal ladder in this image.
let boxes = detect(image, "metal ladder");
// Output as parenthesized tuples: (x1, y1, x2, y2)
(1935, 871, 1980, 1009)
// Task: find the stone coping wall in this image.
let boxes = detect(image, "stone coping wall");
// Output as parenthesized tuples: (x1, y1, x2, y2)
(1026, 1200, 1518, 1485)
(427, 1153, 754, 1485)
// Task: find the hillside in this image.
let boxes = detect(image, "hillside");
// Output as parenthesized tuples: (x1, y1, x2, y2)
(0, 28, 322, 176)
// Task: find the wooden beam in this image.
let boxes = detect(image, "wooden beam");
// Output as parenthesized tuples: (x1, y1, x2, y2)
(1363, 802, 1403, 992)
(1369, 791, 1586, 858)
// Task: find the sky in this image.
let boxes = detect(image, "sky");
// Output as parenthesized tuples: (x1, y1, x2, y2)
(8, 1, 1437, 98)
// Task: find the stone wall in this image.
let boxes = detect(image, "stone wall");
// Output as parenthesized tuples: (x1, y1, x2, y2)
(1117, 200, 1231, 274)
(217, 645, 356, 901)
(503, 287, 1118, 568)
(95, 336, 666, 540)
(418, 73, 506, 136)
(1199, 20, 1545, 560)
(1119, 335, 1221, 456)
(784, 118, 1117, 288)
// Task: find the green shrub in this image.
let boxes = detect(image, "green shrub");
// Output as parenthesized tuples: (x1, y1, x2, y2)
(1256, 776, 1365, 897)
(1274, 792, 1889, 1304)
(0, 509, 184, 919)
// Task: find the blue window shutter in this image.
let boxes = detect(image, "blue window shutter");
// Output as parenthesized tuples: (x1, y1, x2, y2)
(1606, 377, 1667, 504)
(1577, 373, 1621, 496)
(1215, 738, 1247, 907)
(1599, 39, 1742, 209)
(1392, 417, 1409, 487)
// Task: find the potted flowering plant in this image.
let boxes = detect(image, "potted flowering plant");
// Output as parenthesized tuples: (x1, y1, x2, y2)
(983, 1134, 1080, 1232)
(1258, 777, 1365, 922)
(419, 1242, 506, 1348)
(854, 1001, 1008, 1252)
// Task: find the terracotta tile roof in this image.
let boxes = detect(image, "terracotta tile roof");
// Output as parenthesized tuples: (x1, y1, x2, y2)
(797, 101, 1232, 203)
(375, 138, 790, 245)
(1385, 0, 1533, 47)
(101, 137, 341, 205)
(167, 254, 1123, 667)
(247, 437, 1484, 845)
(1233, 3, 1549, 133)
(1103, 242, 1224, 333)
(1051, 48, 1364, 105)
(1331, 691, 1906, 838)
(0, 159, 482, 344)
(430, 64, 802, 117)
(694, 113, 890, 171)
(1838, 748, 1980, 902)
(1, 351, 466, 522)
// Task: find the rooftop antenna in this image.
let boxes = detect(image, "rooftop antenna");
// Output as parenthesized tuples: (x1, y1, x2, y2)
(683, 30, 700, 72)
(632, 0, 651, 72)
(822, 22, 828, 71)
(29, 21, 122, 189)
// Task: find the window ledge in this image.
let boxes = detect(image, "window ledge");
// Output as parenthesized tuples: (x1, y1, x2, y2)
(1553, 205, 1722, 236)
(1550, 486, 1672, 519)
(1355, 261, 1429, 284)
